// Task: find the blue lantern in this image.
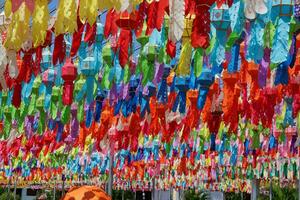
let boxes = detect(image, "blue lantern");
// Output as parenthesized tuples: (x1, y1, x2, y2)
(40, 47, 52, 72)
(197, 68, 214, 109)
(210, 5, 231, 67)
(172, 76, 190, 114)
(270, 0, 294, 64)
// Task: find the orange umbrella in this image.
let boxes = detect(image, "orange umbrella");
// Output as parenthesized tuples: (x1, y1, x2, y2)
(63, 186, 111, 200)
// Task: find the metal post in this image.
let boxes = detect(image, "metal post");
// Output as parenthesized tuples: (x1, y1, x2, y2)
(122, 190, 124, 200)
(53, 179, 56, 200)
(269, 179, 272, 200)
(180, 190, 185, 200)
(108, 151, 114, 196)
(13, 178, 17, 200)
(152, 179, 155, 200)
(8, 178, 11, 200)
(251, 179, 259, 200)
(174, 190, 179, 200)
(158, 190, 161, 200)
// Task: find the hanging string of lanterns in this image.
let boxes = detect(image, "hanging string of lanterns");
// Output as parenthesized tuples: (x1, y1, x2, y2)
(0, 0, 298, 191)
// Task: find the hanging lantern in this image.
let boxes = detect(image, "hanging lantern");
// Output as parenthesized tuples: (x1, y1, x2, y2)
(272, 0, 294, 17)
(94, 89, 107, 122)
(270, 0, 294, 64)
(146, 44, 157, 62)
(210, 5, 231, 67)
(163, 17, 169, 31)
(197, 68, 214, 110)
(148, 83, 156, 96)
(81, 55, 96, 75)
(286, 126, 297, 138)
(77, 54, 98, 105)
(137, 36, 149, 49)
(42, 68, 56, 86)
(211, 92, 223, 115)
(102, 46, 112, 66)
(211, 5, 231, 30)
(222, 70, 239, 85)
(172, 76, 190, 113)
(295, 51, 300, 72)
(273, 128, 282, 138)
(247, 62, 259, 98)
(182, 15, 195, 43)
(42, 67, 56, 110)
(295, 0, 300, 19)
(115, 11, 137, 30)
(40, 47, 52, 71)
(61, 59, 77, 105)
(187, 90, 198, 105)
(36, 95, 46, 133)
(191, 0, 216, 49)
(265, 86, 277, 96)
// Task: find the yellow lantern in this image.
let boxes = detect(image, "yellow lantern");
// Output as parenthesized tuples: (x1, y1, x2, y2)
(182, 15, 195, 44)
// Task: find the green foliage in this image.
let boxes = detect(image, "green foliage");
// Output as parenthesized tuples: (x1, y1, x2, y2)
(225, 192, 248, 200)
(259, 184, 298, 200)
(112, 190, 134, 200)
(0, 191, 21, 200)
(36, 189, 62, 200)
(184, 189, 210, 200)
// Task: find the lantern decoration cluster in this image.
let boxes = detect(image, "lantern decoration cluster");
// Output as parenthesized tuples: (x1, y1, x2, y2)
(0, 0, 299, 192)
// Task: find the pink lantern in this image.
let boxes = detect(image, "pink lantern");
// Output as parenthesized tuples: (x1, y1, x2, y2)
(61, 59, 77, 105)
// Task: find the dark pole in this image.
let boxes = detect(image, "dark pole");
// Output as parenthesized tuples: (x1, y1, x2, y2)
(13, 177, 17, 200)
(298, 178, 300, 200)
(62, 174, 66, 197)
(8, 177, 11, 200)
(53, 178, 56, 200)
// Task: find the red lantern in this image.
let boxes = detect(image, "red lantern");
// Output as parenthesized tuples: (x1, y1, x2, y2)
(115, 11, 137, 30)
(61, 59, 77, 105)
(222, 70, 239, 132)
(191, 0, 216, 49)
(247, 62, 259, 100)
(294, 52, 300, 74)
(286, 127, 296, 139)
(273, 129, 281, 138)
